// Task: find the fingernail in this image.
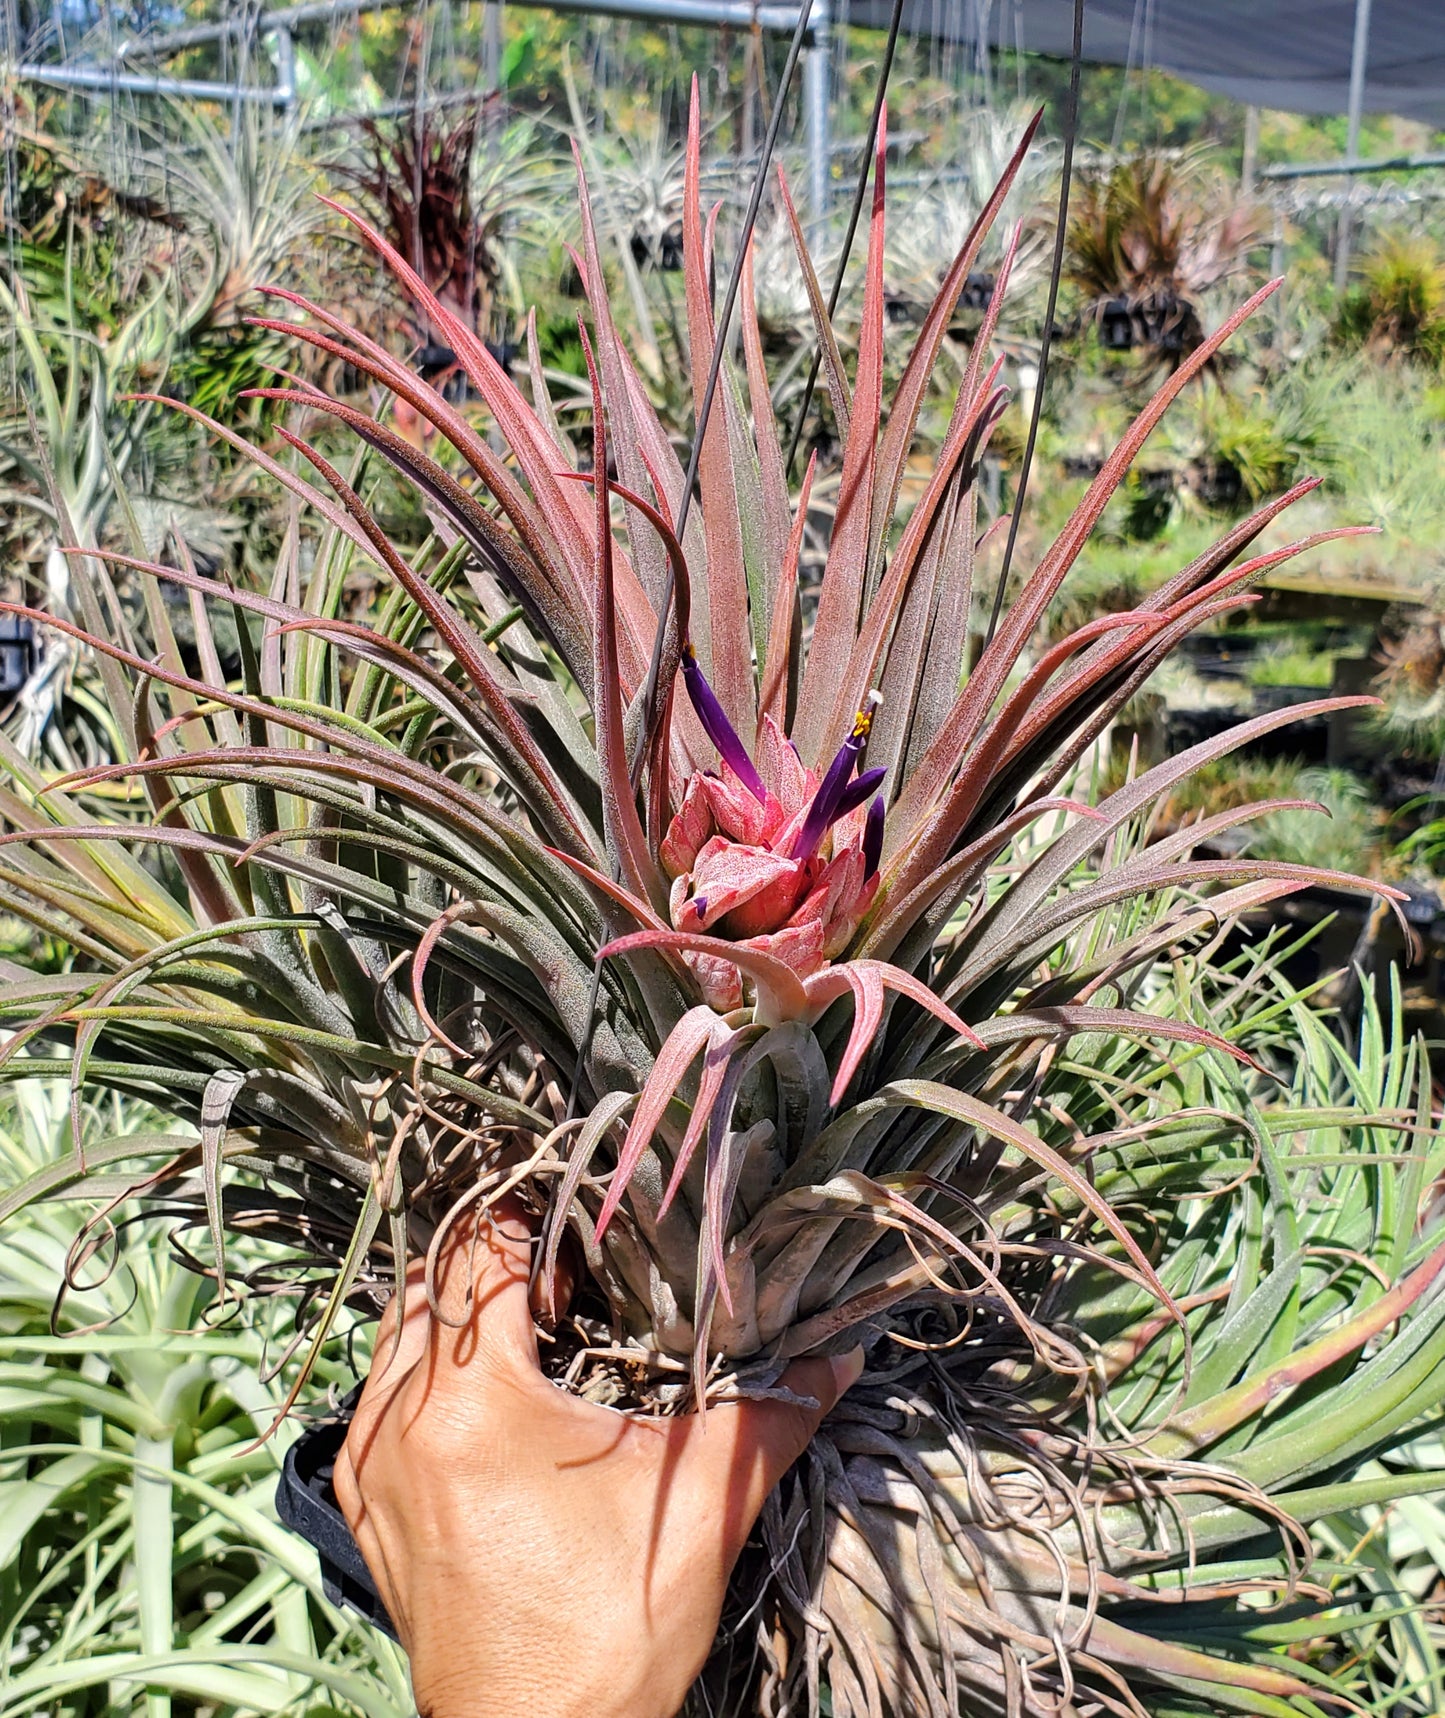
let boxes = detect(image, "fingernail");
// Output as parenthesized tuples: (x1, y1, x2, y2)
(830, 1346, 866, 1394)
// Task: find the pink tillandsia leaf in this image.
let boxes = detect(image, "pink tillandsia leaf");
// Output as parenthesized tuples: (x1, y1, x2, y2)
(861, 797, 1103, 965)
(847, 272, 1015, 749)
(898, 695, 1386, 983)
(562, 225, 659, 467)
(961, 853, 1407, 1029)
(594, 1005, 732, 1240)
(545, 846, 672, 950)
(244, 382, 591, 668)
(1005, 593, 1264, 819)
(1017, 526, 1378, 767)
(659, 1025, 748, 1220)
(866, 109, 1043, 579)
(571, 140, 670, 615)
(317, 198, 599, 563)
(984, 276, 1285, 671)
(691, 1027, 784, 1334)
(802, 960, 986, 1104)
(20, 714, 568, 962)
(757, 450, 815, 735)
(554, 471, 694, 637)
(249, 298, 653, 703)
(887, 1079, 1182, 1331)
(562, 447, 714, 784)
(883, 277, 1286, 865)
(1148, 477, 1325, 613)
(893, 610, 1172, 886)
(968, 1005, 1266, 1074)
(832, 355, 1008, 747)
(125, 391, 391, 578)
(1058, 878, 1311, 1009)
(242, 297, 586, 602)
(600, 927, 810, 1020)
(775, 162, 852, 436)
(524, 306, 574, 460)
(870, 485, 969, 789)
(954, 230, 1020, 431)
(1038, 524, 1371, 732)
(681, 77, 753, 742)
(740, 239, 791, 605)
(791, 109, 888, 770)
(409, 901, 501, 1058)
(129, 641, 246, 931)
(267, 427, 598, 861)
(2, 602, 493, 828)
(553, 464, 704, 783)
(580, 328, 668, 913)
(1043, 856, 1409, 945)
(1115, 797, 1329, 871)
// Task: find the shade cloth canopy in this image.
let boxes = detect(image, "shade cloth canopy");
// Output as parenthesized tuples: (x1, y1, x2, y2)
(836, 0, 1445, 126)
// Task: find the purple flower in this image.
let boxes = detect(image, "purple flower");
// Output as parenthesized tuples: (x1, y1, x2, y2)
(791, 695, 883, 863)
(863, 795, 884, 879)
(681, 642, 767, 803)
(836, 765, 887, 821)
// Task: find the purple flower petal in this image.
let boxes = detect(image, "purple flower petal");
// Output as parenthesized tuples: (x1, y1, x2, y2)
(836, 765, 887, 821)
(863, 795, 884, 879)
(791, 694, 882, 863)
(681, 642, 766, 803)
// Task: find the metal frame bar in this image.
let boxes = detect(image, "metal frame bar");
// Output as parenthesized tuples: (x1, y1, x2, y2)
(14, 61, 292, 103)
(1333, 0, 1373, 290)
(1263, 150, 1445, 182)
(105, 0, 818, 57)
(804, 5, 830, 217)
(14, 0, 834, 210)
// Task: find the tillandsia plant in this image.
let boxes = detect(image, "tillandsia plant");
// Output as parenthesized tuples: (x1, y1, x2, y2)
(0, 85, 1434, 1715)
(0, 1084, 412, 1718)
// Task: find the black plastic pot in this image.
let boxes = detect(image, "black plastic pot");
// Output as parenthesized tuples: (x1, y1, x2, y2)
(0, 615, 37, 696)
(275, 1390, 398, 1640)
(1251, 683, 1326, 714)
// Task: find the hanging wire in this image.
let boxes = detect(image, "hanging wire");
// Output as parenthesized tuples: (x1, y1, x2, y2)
(982, 0, 1084, 650)
(782, 0, 907, 478)
(1110, 0, 1146, 153)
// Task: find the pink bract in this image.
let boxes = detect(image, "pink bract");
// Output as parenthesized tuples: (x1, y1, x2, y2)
(660, 717, 880, 1008)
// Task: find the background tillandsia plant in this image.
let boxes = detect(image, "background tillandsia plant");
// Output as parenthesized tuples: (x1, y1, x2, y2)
(0, 1082, 411, 1718)
(0, 84, 1439, 1716)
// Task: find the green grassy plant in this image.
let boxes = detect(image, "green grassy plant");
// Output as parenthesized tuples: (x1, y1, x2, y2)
(1245, 644, 1337, 690)
(1246, 767, 1382, 875)
(1337, 232, 1445, 370)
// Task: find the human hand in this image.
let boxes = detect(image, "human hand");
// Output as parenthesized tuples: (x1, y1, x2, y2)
(333, 1207, 863, 1718)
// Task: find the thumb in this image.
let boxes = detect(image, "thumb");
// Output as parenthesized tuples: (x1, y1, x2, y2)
(685, 1347, 865, 1546)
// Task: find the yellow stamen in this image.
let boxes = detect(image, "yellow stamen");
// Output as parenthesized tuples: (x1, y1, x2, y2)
(852, 690, 883, 739)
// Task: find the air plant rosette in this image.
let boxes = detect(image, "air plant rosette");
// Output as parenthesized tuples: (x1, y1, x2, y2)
(0, 88, 1441, 1718)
